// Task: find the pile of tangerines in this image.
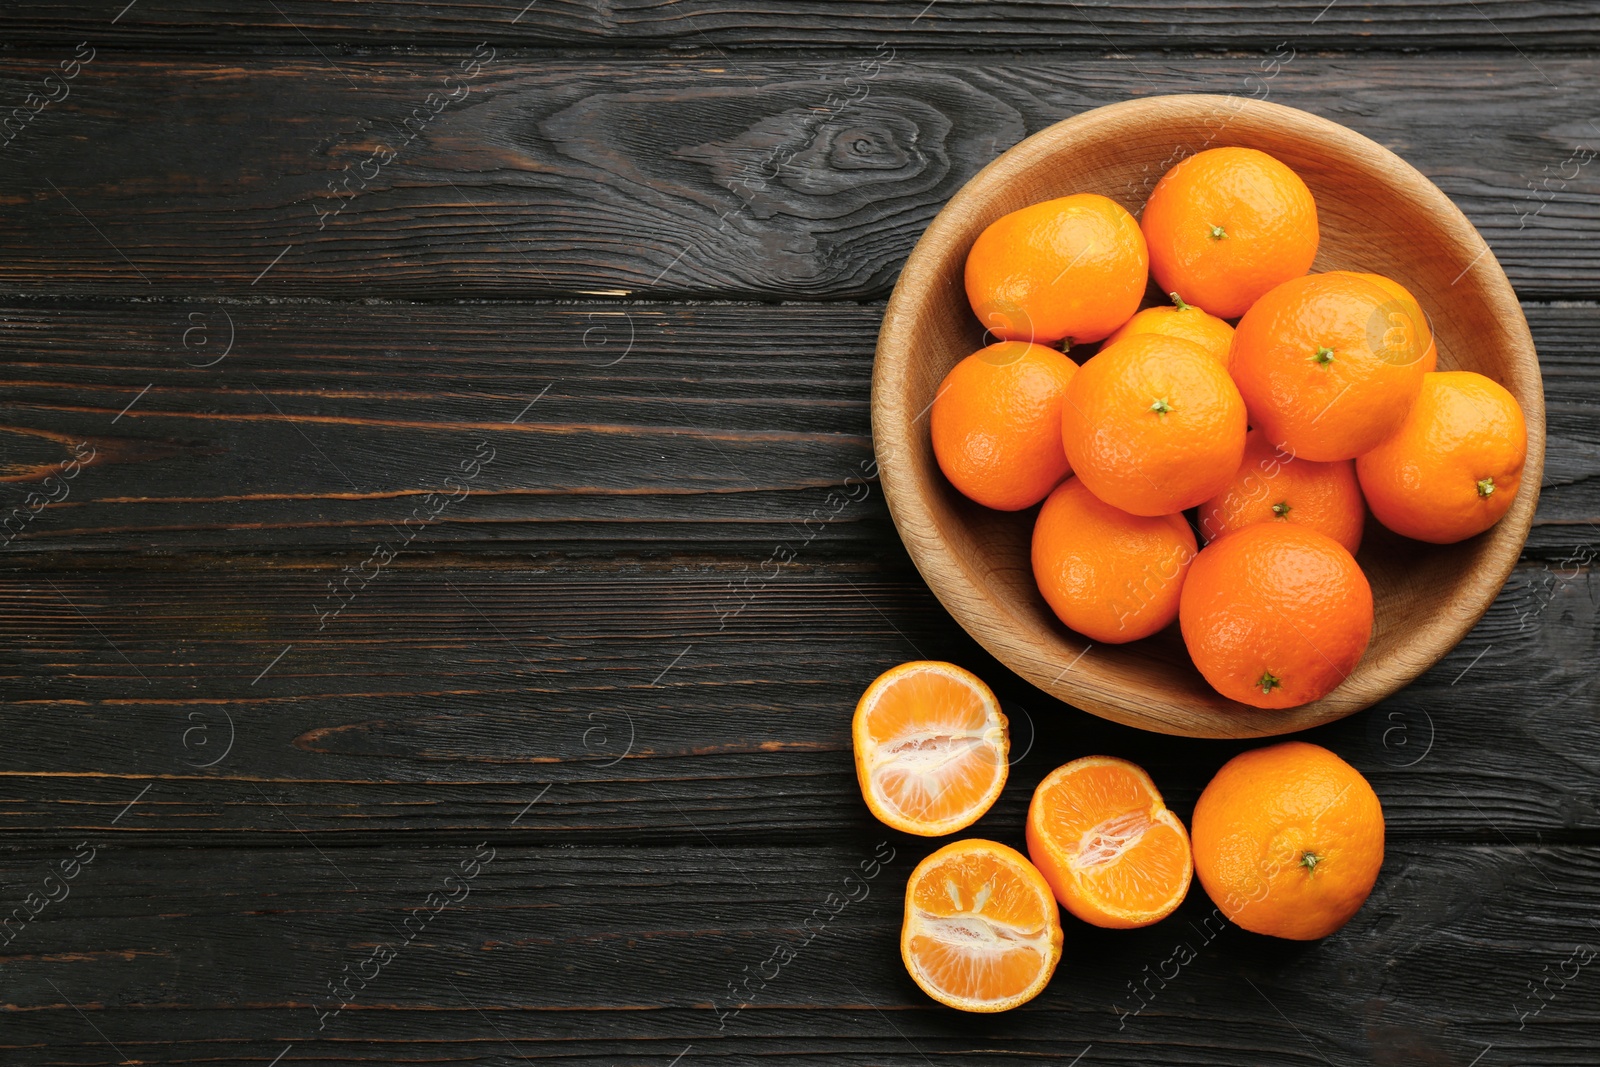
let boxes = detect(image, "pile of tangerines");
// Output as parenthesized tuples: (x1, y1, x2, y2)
(851, 146, 1526, 1013)
(937, 145, 1527, 708)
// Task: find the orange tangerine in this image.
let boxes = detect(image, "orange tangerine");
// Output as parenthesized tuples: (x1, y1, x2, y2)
(1180, 524, 1373, 709)
(1229, 272, 1428, 462)
(1026, 756, 1193, 929)
(931, 341, 1079, 511)
(1356, 370, 1528, 544)
(1031, 477, 1197, 644)
(965, 193, 1148, 345)
(852, 661, 1008, 836)
(1191, 741, 1385, 940)
(1198, 428, 1367, 555)
(1141, 147, 1319, 319)
(1103, 292, 1235, 368)
(1060, 333, 1248, 516)
(901, 838, 1063, 1012)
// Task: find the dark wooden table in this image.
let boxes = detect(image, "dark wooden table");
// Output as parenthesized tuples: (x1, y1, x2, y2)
(1, 3, 1597, 1064)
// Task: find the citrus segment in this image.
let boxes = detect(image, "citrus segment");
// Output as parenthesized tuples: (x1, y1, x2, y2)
(901, 839, 1063, 1011)
(1026, 757, 1193, 929)
(853, 662, 1008, 837)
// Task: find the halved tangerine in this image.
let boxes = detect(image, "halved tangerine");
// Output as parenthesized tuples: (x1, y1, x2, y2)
(1025, 756, 1193, 929)
(901, 838, 1063, 1012)
(853, 661, 1008, 837)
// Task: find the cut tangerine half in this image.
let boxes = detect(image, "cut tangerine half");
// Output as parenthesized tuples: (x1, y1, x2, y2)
(1025, 756, 1193, 929)
(852, 661, 1008, 837)
(901, 839, 1063, 1012)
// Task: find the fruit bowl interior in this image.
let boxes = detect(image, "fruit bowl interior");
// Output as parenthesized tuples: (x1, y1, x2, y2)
(873, 94, 1545, 739)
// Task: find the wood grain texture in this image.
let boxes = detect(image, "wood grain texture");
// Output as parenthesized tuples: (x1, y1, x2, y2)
(1, 16, 1596, 1064)
(0, 840, 1594, 1065)
(1, 300, 1595, 558)
(0, 301, 881, 557)
(1, 1, 1596, 49)
(0, 561, 1594, 841)
(1, 55, 1598, 299)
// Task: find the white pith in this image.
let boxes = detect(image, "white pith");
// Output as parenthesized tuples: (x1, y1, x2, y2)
(867, 727, 1002, 824)
(904, 876, 1055, 1008)
(1069, 808, 1153, 870)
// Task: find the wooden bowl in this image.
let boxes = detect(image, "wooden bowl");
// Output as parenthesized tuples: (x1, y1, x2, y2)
(873, 95, 1544, 739)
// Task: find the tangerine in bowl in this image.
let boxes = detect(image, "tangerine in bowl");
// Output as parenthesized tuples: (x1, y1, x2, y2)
(871, 95, 1544, 739)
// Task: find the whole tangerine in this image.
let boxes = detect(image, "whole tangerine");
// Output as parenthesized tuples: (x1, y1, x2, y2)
(1229, 272, 1428, 462)
(1103, 291, 1235, 368)
(1060, 333, 1247, 516)
(1032, 476, 1197, 643)
(1356, 370, 1527, 544)
(1141, 147, 1319, 319)
(931, 341, 1080, 511)
(965, 193, 1148, 345)
(1179, 524, 1373, 709)
(1198, 428, 1367, 555)
(1191, 741, 1384, 941)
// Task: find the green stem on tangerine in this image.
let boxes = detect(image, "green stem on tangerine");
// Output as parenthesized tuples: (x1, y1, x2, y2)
(1258, 670, 1281, 695)
(1477, 476, 1496, 498)
(1169, 292, 1192, 311)
(1272, 501, 1292, 518)
(1149, 398, 1172, 416)
(1210, 225, 1227, 240)
(1300, 851, 1321, 873)
(1313, 346, 1335, 366)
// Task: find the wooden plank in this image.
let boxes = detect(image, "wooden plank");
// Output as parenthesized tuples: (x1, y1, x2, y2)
(1, 1, 1595, 50)
(0, 839, 1594, 1063)
(0, 560, 1592, 841)
(1, 300, 1594, 558)
(0, 301, 882, 557)
(1, 54, 1598, 300)
(1528, 302, 1600, 558)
